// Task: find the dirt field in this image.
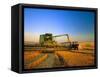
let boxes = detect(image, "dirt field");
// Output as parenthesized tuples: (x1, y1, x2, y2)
(24, 41, 95, 69)
(55, 50, 94, 67)
(24, 49, 94, 69)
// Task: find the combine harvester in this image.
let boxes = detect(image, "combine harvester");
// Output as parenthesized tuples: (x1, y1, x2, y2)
(25, 33, 79, 52)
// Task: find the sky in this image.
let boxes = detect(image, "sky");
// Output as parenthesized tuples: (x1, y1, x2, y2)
(24, 8, 95, 43)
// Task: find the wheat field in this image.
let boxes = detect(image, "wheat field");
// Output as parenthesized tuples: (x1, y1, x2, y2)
(24, 42, 95, 69)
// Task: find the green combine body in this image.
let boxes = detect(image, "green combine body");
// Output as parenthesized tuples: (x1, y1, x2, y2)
(39, 33, 57, 47)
